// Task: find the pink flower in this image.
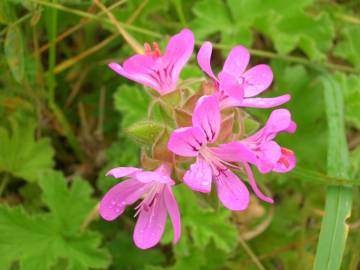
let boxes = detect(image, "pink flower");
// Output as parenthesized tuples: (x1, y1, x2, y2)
(212, 109, 296, 202)
(108, 29, 194, 95)
(99, 163, 180, 250)
(197, 42, 290, 109)
(239, 109, 297, 174)
(168, 95, 274, 210)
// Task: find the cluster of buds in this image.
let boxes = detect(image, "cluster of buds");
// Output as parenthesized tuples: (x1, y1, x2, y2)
(100, 29, 296, 249)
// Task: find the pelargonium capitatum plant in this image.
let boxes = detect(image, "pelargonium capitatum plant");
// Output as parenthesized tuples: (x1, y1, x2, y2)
(100, 28, 296, 249)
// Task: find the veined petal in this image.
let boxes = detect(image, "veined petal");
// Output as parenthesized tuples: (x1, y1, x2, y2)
(218, 72, 244, 101)
(168, 127, 207, 157)
(183, 157, 213, 193)
(136, 171, 174, 185)
(192, 95, 221, 142)
(243, 64, 273, 97)
(133, 192, 167, 249)
(197, 42, 217, 81)
(220, 45, 250, 77)
(163, 29, 194, 82)
(163, 186, 181, 243)
(211, 142, 257, 164)
(220, 95, 290, 109)
(214, 170, 249, 211)
(99, 179, 146, 221)
(108, 62, 161, 92)
(106, 167, 142, 178)
(244, 163, 274, 204)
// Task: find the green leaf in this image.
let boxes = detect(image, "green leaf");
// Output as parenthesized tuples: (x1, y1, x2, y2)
(39, 171, 96, 234)
(0, 118, 54, 182)
(0, 171, 110, 270)
(313, 74, 353, 270)
(191, 0, 252, 46)
(274, 12, 334, 60)
(125, 120, 164, 145)
(335, 73, 360, 129)
(333, 25, 360, 69)
(5, 25, 25, 83)
(114, 84, 150, 128)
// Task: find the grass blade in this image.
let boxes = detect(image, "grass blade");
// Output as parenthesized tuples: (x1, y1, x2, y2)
(313, 74, 353, 270)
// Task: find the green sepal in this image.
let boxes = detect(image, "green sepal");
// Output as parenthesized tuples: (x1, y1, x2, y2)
(125, 121, 164, 145)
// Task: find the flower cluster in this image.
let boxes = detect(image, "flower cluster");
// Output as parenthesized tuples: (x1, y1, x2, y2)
(100, 29, 296, 249)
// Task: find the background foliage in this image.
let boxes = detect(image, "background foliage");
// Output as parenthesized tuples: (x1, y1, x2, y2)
(0, 0, 359, 269)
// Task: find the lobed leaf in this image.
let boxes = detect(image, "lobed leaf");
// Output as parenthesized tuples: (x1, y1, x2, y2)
(0, 118, 54, 182)
(0, 171, 110, 270)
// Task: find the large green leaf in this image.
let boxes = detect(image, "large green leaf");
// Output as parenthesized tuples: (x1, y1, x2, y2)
(114, 84, 151, 128)
(333, 25, 360, 69)
(0, 119, 54, 182)
(0, 171, 110, 270)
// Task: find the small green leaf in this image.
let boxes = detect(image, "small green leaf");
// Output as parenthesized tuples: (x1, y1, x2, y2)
(5, 25, 25, 83)
(126, 121, 164, 145)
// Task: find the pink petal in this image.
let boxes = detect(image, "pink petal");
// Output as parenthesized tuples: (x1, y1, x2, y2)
(133, 192, 167, 249)
(285, 120, 297, 133)
(168, 127, 207, 157)
(218, 72, 244, 101)
(163, 186, 181, 243)
(163, 28, 194, 82)
(273, 148, 296, 173)
(183, 157, 213, 193)
(99, 179, 146, 221)
(106, 167, 142, 178)
(214, 170, 250, 211)
(108, 62, 160, 92)
(192, 95, 220, 142)
(220, 45, 250, 77)
(197, 42, 217, 81)
(220, 95, 291, 109)
(244, 163, 274, 204)
(136, 171, 174, 185)
(243, 64, 273, 97)
(265, 109, 293, 134)
(211, 142, 257, 164)
(257, 141, 282, 174)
